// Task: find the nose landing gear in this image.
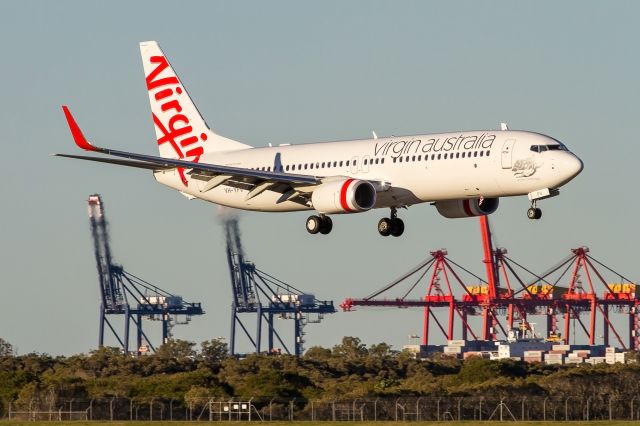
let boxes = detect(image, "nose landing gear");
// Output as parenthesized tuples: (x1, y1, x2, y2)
(526, 188, 560, 220)
(378, 208, 405, 237)
(527, 203, 542, 220)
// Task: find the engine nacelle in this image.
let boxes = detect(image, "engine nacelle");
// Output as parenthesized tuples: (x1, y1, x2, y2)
(435, 198, 499, 219)
(311, 179, 377, 214)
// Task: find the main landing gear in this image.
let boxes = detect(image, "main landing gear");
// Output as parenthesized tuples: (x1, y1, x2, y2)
(306, 214, 333, 235)
(378, 208, 404, 237)
(527, 202, 542, 220)
(305, 208, 406, 237)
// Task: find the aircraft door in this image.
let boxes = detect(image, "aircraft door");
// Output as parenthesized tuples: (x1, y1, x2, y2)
(350, 156, 359, 174)
(501, 139, 515, 169)
(362, 155, 371, 173)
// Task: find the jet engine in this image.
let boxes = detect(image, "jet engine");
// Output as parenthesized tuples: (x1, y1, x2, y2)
(435, 197, 499, 218)
(311, 179, 377, 214)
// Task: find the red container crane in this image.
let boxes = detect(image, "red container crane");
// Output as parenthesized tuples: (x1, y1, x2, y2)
(342, 216, 640, 350)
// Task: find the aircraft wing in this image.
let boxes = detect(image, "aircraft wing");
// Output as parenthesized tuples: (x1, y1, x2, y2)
(56, 106, 320, 202)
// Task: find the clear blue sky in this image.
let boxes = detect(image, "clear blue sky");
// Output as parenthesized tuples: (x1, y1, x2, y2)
(1, 1, 638, 355)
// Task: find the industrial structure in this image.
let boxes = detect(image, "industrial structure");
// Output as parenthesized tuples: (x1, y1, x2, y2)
(223, 217, 336, 357)
(88, 194, 204, 354)
(342, 216, 639, 351)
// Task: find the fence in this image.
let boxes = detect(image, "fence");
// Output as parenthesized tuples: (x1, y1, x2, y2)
(2, 396, 639, 421)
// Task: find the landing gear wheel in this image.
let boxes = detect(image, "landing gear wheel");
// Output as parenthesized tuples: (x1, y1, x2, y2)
(390, 218, 405, 237)
(306, 215, 321, 234)
(319, 216, 333, 234)
(378, 218, 393, 236)
(527, 208, 536, 220)
(527, 207, 542, 220)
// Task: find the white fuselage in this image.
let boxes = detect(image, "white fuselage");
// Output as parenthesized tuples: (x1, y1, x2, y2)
(153, 129, 583, 213)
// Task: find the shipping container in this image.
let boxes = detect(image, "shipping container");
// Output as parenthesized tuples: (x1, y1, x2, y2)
(545, 354, 563, 360)
(271, 294, 315, 305)
(443, 346, 462, 354)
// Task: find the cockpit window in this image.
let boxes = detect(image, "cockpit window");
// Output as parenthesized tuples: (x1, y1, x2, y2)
(547, 144, 567, 151)
(531, 144, 568, 153)
(530, 145, 548, 153)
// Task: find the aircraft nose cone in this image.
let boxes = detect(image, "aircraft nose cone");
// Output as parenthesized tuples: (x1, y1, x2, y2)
(566, 155, 584, 178)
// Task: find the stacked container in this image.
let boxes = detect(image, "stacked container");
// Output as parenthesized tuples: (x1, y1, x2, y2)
(544, 353, 564, 365)
(523, 350, 543, 363)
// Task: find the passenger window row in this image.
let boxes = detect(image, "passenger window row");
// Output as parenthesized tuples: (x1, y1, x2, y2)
(252, 158, 386, 172)
(251, 149, 490, 172)
(392, 150, 491, 163)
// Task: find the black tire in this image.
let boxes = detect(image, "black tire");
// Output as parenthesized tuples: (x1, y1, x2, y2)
(534, 208, 542, 220)
(306, 215, 321, 234)
(527, 208, 537, 220)
(378, 218, 392, 236)
(319, 216, 333, 234)
(391, 218, 405, 237)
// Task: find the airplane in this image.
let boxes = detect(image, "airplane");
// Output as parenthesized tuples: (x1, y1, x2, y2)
(57, 41, 584, 237)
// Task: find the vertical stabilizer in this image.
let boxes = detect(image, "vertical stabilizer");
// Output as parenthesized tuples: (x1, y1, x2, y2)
(139, 41, 249, 161)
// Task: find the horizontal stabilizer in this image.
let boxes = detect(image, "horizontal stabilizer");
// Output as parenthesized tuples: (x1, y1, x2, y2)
(53, 154, 173, 170)
(58, 106, 319, 185)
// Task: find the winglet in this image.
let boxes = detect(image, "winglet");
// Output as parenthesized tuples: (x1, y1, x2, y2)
(62, 106, 98, 151)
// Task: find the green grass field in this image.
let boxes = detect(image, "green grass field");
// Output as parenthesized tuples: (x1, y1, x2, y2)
(1, 422, 639, 425)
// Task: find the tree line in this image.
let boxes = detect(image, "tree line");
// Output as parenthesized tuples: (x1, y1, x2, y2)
(1, 336, 639, 414)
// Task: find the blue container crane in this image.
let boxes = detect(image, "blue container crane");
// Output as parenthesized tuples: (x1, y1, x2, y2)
(87, 194, 204, 354)
(223, 218, 335, 357)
